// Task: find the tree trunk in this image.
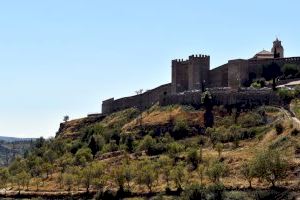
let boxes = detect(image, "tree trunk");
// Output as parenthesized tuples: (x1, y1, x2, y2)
(271, 180, 275, 187)
(148, 185, 152, 193)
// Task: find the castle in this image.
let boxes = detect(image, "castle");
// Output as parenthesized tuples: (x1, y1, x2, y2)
(101, 39, 300, 114)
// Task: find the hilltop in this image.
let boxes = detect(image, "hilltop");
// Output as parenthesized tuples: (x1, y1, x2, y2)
(1, 93, 299, 199)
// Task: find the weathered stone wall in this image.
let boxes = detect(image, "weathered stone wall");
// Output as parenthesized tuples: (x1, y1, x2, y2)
(248, 57, 300, 80)
(171, 60, 189, 93)
(227, 57, 300, 88)
(102, 56, 300, 115)
(188, 55, 210, 90)
(171, 55, 210, 94)
(227, 59, 249, 88)
(160, 88, 282, 109)
(102, 98, 115, 114)
(208, 64, 228, 87)
(102, 83, 171, 114)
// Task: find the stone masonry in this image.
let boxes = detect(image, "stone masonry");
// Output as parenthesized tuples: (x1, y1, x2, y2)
(101, 39, 300, 114)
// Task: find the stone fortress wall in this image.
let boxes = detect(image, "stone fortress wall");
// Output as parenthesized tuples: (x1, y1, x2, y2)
(227, 57, 300, 88)
(160, 88, 282, 109)
(101, 39, 300, 115)
(102, 83, 171, 114)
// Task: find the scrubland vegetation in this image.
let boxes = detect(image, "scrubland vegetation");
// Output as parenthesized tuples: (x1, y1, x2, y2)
(1, 95, 300, 199)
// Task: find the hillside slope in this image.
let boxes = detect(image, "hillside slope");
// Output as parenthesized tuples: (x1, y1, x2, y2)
(1, 104, 300, 199)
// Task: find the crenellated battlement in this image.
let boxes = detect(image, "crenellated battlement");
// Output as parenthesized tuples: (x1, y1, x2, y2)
(171, 54, 210, 94)
(172, 59, 187, 64)
(102, 39, 300, 115)
(172, 54, 210, 65)
(189, 54, 210, 59)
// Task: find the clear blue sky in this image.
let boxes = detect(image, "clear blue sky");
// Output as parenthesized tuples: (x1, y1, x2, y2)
(0, 0, 299, 138)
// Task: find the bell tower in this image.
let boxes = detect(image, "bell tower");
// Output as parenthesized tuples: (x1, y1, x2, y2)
(271, 38, 284, 58)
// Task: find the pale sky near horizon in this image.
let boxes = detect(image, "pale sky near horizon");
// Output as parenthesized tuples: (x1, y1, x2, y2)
(0, 0, 300, 138)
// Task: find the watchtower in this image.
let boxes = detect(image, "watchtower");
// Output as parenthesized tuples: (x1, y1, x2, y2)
(171, 59, 189, 94)
(188, 54, 210, 91)
(171, 54, 210, 94)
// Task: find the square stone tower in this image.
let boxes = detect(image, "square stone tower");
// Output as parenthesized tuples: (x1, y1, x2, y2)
(171, 54, 210, 94)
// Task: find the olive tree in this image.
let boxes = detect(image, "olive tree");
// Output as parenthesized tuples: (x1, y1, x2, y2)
(240, 162, 255, 188)
(252, 149, 288, 187)
(81, 165, 94, 193)
(206, 160, 227, 184)
(0, 168, 9, 194)
(64, 173, 74, 191)
(215, 143, 223, 158)
(158, 155, 173, 188)
(136, 160, 157, 193)
(170, 162, 187, 191)
(197, 164, 205, 185)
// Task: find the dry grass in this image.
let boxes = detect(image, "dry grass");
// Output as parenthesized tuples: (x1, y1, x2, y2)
(122, 106, 205, 132)
(12, 105, 300, 194)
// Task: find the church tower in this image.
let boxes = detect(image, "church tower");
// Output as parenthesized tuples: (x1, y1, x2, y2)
(271, 38, 284, 58)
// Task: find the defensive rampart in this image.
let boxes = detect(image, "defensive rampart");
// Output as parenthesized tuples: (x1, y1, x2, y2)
(160, 88, 282, 109)
(102, 83, 171, 114)
(102, 56, 300, 115)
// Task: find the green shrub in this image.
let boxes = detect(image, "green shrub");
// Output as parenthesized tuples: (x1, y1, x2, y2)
(253, 190, 281, 200)
(207, 183, 225, 200)
(94, 190, 116, 200)
(254, 126, 270, 140)
(206, 160, 228, 184)
(206, 127, 223, 148)
(275, 123, 284, 134)
(291, 128, 299, 136)
(75, 147, 93, 166)
(214, 116, 235, 128)
(167, 142, 184, 159)
(172, 117, 190, 139)
(187, 149, 200, 170)
(252, 149, 288, 187)
(81, 123, 105, 143)
(224, 191, 249, 200)
(148, 142, 166, 156)
(136, 160, 157, 193)
(70, 140, 83, 154)
(262, 106, 279, 113)
(122, 134, 135, 153)
(269, 136, 289, 149)
(181, 184, 207, 200)
(283, 64, 300, 77)
(171, 162, 187, 190)
(215, 143, 223, 158)
(137, 135, 155, 153)
(240, 162, 255, 188)
(237, 112, 264, 128)
(278, 88, 300, 102)
(251, 81, 262, 89)
(101, 140, 119, 153)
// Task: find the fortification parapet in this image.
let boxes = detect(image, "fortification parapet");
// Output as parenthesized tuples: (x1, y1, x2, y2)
(189, 54, 210, 60)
